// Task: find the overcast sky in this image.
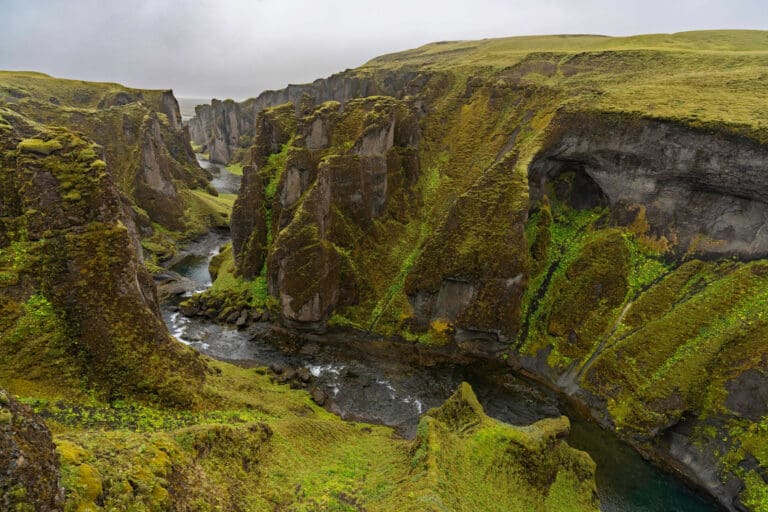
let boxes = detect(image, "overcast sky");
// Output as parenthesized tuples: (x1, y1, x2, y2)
(1, 0, 765, 100)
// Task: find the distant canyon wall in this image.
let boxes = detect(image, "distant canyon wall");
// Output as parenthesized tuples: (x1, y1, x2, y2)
(188, 69, 426, 164)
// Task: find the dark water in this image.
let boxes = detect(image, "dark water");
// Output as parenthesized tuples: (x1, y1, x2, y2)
(566, 416, 716, 512)
(160, 162, 718, 512)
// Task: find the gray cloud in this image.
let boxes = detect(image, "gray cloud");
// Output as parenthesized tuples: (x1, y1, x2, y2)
(0, 0, 765, 100)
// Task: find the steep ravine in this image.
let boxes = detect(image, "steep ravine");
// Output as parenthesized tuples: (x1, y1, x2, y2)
(187, 35, 768, 510)
(191, 104, 768, 511)
(162, 156, 718, 511)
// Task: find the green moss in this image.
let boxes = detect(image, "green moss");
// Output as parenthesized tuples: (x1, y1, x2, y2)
(0, 293, 82, 396)
(263, 142, 291, 203)
(361, 31, 768, 140)
(17, 137, 62, 155)
(584, 260, 768, 435)
(226, 162, 243, 176)
(405, 383, 599, 511)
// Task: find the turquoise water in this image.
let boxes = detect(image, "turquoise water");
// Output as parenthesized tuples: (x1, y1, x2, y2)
(567, 414, 717, 512)
(472, 377, 718, 512)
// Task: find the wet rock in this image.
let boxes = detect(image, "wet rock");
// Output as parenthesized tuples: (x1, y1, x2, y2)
(310, 386, 328, 406)
(156, 275, 197, 301)
(297, 367, 312, 383)
(180, 300, 201, 317)
(269, 365, 314, 389)
(235, 309, 249, 328)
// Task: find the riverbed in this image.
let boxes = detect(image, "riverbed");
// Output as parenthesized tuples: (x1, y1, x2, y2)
(160, 156, 719, 512)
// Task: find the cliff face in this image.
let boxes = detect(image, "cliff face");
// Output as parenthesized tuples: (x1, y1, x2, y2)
(188, 69, 424, 164)
(0, 71, 219, 263)
(229, 97, 421, 330)
(529, 112, 768, 259)
(189, 98, 246, 164)
(214, 32, 768, 511)
(0, 94, 205, 405)
(230, 103, 295, 279)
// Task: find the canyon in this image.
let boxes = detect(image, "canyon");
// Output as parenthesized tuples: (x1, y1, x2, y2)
(1, 30, 768, 511)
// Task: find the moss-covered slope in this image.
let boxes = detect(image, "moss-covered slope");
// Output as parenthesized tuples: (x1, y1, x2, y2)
(405, 382, 598, 511)
(18, 372, 596, 511)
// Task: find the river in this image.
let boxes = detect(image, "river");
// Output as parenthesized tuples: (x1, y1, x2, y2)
(160, 156, 719, 512)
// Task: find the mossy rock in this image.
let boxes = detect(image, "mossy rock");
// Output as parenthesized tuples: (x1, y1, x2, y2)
(17, 137, 62, 155)
(408, 382, 599, 511)
(0, 389, 63, 511)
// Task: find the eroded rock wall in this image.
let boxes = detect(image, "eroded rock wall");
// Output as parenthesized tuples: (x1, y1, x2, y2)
(530, 111, 768, 259)
(188, 70, 426, 164)
(230, 97, 421, 330)
(0, 109, 205, 405)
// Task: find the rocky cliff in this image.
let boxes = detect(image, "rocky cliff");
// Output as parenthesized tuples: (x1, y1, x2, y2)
(0, 71, 227, 264)
(205, 31, 768, 511)
(0, 82, 207, 405)
(188, 69, 425, 164)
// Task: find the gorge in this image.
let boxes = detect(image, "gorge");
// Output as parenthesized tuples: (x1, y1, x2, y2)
(1, 29, 768, 512)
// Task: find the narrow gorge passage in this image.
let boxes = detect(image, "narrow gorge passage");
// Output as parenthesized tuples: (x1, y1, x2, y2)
(159, 159, 719, 512)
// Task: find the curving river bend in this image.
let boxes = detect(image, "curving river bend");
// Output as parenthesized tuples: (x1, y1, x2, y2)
(161, 156, 719, 512)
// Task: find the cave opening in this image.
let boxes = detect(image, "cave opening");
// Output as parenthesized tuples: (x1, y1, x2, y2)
(529, 157, 609, 211)
(549, 163, 608, 210)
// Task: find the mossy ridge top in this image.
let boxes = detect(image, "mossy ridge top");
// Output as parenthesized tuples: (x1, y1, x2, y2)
(365, 30, 768, 69)
(0, 69, 174, 109)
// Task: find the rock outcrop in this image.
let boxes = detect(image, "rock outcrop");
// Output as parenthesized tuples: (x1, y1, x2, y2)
(229, 97, 421, 330)
(0, 389, 63, 511)
(189, 98, 247, 165)
(0, 106, 205, 405)
(405, 382, 599, 511)
(231, 103, 295, 279)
